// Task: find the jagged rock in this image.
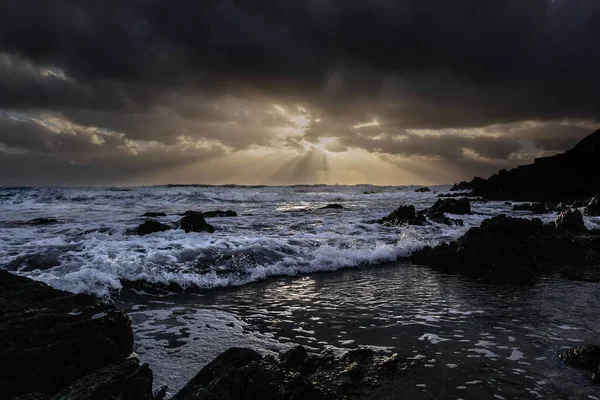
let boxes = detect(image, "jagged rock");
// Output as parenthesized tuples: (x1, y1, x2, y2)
(559, 344, 600, 382)
(586, 196, 600, 216)
(414, 187, 430, 193)
(379, 205, 427, 226)
(320, 204, 344, 209)
(428, 198, 471, 215)
(141, 212, 167, 217)
(410, 215, 600, 281)
(202, 210, 238, 218)
(25, 217, 60, 225)
(179, 213, 215, 233)
(135, 219, 171, 235)
(450, 129, 600, 201)
(512, 202, 548, 214)
(171, 348, 332, 400)
(280, 345, 308, 372)
(555, 208, 587, 233)
(427, 211, 464, 226)
(0, 271, 134, 398)
(50, 358, 154, 400)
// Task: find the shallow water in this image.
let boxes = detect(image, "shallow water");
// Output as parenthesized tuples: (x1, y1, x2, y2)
(118, 265, 600, 399)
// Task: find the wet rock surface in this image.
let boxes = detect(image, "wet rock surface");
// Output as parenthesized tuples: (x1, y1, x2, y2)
(559, 345, 600, 383)
(320, 204, 344, 209)
(410, 214, 600, 281)
(0, 270, 134, 398)
(414, 187, 430, 192)
(179, 213, 215, 233)
(135, 219, 171, 235)
(202, 209, 237, 218)
(379, 205, 427, 226)
(586, 196, 600, 216)
(512, 202, 549, 214)
(428, 198, 471, 215)
(141, 212, 167, 217)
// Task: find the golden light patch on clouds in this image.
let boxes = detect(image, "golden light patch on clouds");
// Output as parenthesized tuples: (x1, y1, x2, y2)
(353, 119, 380, 129)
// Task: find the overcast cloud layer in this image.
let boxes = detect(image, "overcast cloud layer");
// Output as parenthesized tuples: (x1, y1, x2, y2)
(1, 0, 599, 185)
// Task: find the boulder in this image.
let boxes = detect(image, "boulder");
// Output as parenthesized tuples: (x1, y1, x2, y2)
(179, 214, 215, 233)
(135, 219, 171, 235)
(379, 205, 427, 226)
(428, 198, 471, 215)
(50, 358, 154, 400)
(585, 196, 600, 216)
(414, 187, 430, 193)
(559, 344, 600, 382)
(0, 271, 134, 398)
(555, 208, 587, 233)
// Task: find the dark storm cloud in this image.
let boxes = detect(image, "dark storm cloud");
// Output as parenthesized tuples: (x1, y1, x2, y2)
(0, 0, 599, 184)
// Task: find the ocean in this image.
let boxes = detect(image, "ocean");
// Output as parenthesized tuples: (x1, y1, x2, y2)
(1, 185, 599, 398)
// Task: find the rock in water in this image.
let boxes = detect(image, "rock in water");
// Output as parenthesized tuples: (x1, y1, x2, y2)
(141, 212, 167, 217)
(319, 204, 344, 209)
(512, 202, 548, 214)
(50, 358, 154, 400)
(555, 208, 587, 233)
(428, 198, 471, 215)
(559, 344, 600, 382)
(179, 213, 215, 233)
(414, 187, 430, 192)
(202, 210, 238, 218)
(135, 219, 171, 235)
(586, 196, 600, 216)
(379, 205, 427, 226)
(0, 271, 134, 398)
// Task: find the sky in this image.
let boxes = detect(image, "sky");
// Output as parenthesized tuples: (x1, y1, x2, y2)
(1, 0, 599, 186)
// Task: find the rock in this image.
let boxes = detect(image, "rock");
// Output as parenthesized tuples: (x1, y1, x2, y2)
(555, 208, 587, 233)
(559, 344, 600, 382)
(319, 204, 344, 209)
(585, 196, 600, 216)
(141, 212, 167, 217)
(179, 213, 215, 233)
(13, 394, 48, 400)
(25, 217, 60, 225)
(135, 219, 171, 235)
(0, 271, 134, 398)
(450, 129, 600, 201)
(171, 348, 332, 400)
(414, 187, 430, 193)
(410, 215, 600, 281)
(428, 198, 471, 215)
(50, 358, 154, 400)
(202, 210, 238, 218)
(280, 345, 308, 372)
(512, 202, 548, 214)
(426, 211, 464, 226)
(379, 205, 427, 226)
(6, 250, 62, 272)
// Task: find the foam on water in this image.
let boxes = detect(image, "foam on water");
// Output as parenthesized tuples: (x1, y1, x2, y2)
(1, 185, 598, 297)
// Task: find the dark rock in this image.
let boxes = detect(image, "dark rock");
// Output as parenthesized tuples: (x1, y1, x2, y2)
(450, 129, 600, 201)
(559, 344, 600, 382)
(181, 210, 203, 216)
(280, 345, 308, 372)
(512, 202, 548, 214)
(319, 204, 344, 209)
(141, 212, 167, 217)
(202, 210, 237, 218)
(135, 219, 171, 236)
(437, 192, 471, 198)
(179, 213, 215, 233)
(25, 218, 60, 225)
(379, 205, 427, 226)
(13, 394, 48, 400)
(50, 358, 154, 400)
(171, 347, 332, 400)
(410, 215, 600, 281)
(428, 198, 471, 215)
(414, 187, 430, 193)
(6, 250, 62, 272)
(555, 208, 587, 233)
(153, 386, 169, 400)
(0, 271, 134, 398)
(586, 196, 600, 216)
(426, 211, 464, 226)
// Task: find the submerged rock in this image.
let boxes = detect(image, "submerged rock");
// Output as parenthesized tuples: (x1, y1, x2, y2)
(559, 344, 600, 382)
(141, 212, 167, 217)
(50, 358, 154, 400)
(179, 213, 215, 233)
(135, 219, 171, 235)
(202, 210, 237, 218)
(320, 204, 344, 209)
(379, 205, 427, 226)
(410, 214, 600, 281)
(0, 271, 134, 398)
